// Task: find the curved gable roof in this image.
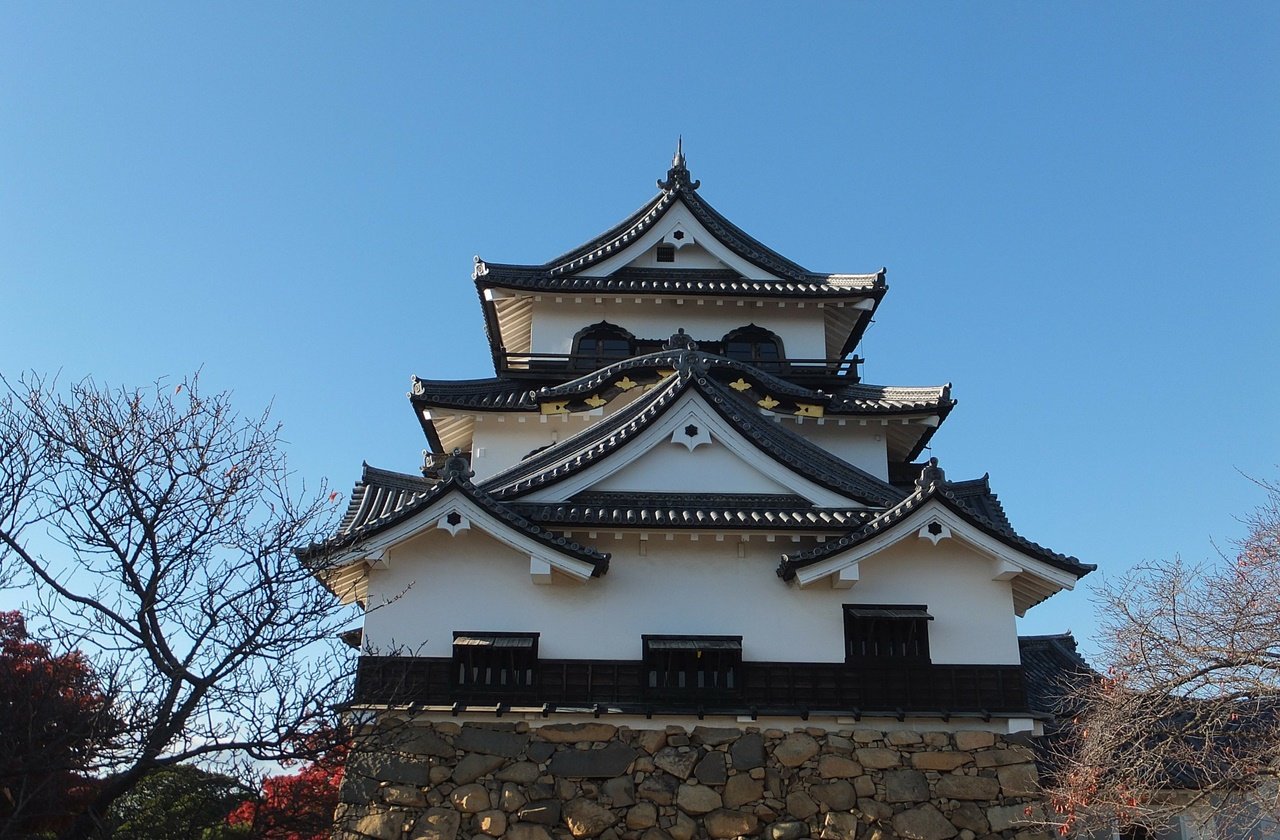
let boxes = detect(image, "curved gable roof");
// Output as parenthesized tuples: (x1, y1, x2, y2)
(473, 150, 886, 291)
(478, 352, 905, 507)
(776, 466, 1094, 582)
(301, 463, 610, 576)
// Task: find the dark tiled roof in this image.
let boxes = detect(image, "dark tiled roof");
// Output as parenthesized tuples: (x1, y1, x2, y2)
(472, 152, 888, 371)
(518, 350, 951, 416)
(777, 472, 1094, 581)
(946, 476, 1013, 530)
(407, 357, 953, 469)
(473, 152, 885, 295)
(479, 354, 905, 508)
(301, 464, 610, 575)
(478, 151, 879, 287)
(828, 382, 955, 415)
(475, 264, 885, 298)
(1018, 633, 1093, 716)
(410, 377, 542, 411)
(512, 492, 872, 530)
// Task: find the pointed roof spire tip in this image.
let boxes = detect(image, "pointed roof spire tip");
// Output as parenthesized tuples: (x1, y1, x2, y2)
(658, 136, 699, 193)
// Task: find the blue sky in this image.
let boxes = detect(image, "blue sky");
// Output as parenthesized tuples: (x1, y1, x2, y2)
(2, 3, 1276, 657)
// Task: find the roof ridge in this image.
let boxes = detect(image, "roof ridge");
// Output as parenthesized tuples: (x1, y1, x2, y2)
(360, 463, 434, 491)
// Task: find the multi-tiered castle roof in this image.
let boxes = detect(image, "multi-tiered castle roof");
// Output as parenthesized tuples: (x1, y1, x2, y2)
(309, 146, 1092, 727)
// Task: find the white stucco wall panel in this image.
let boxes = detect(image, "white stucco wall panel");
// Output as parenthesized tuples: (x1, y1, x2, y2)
(626, 241, 727, 270)
(577, 200, 778, 280)
(361, 527, 1020, 665)
(527, 299, 829, 360)
(590, 437, 794, 495)
(774, 420, 890, 480)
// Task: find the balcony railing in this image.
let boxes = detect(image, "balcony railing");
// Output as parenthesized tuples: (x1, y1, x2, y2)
(352, 656, 1029, 718)
(497, 352, 862, 382)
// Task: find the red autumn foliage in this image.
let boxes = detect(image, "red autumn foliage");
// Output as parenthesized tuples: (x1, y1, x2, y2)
(0, 610, 114, 835)
(228, 737, 346, 840)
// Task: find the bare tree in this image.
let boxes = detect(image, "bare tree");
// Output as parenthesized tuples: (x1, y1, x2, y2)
(0, 373, 354, 839)
(1046, 479, 1280, 838)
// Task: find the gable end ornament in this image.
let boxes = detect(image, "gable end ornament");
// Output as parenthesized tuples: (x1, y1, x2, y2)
(917, 519, 952, 546)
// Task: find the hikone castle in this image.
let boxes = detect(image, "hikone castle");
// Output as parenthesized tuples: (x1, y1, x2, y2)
(307, 146, 1095, 840)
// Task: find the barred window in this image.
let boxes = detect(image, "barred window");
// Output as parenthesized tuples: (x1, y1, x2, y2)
(452, 632, 539, 689)
(643, 635, 742, 696)
(843, 606, 932, 662)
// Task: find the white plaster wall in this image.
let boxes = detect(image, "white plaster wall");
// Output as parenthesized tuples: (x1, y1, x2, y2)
(527, 299, 830, 360)
(466, 387, 657, 480)
(626, 242, 729, 270)
(362, 527, 1021, 665)
(591, 439, 794, 495)
(779, 420, 890, 481)
(469, 417, 568, 481)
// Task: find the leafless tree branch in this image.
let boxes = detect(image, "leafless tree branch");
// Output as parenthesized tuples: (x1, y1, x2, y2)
(0, 373, 356, 839)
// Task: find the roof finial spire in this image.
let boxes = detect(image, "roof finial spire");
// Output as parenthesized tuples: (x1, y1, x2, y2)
(658, 137, 699, 193)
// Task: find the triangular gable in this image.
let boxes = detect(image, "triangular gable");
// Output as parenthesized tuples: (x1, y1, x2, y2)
(777, 485, 1092, 615)
(307, 468, 610, 605)
(578, 197, 783, 281)
(481, 359, 903, 508)
(504, 389, 872, 508)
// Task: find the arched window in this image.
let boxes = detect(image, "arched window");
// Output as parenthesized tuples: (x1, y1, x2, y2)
(571, 322, 635, 369)
(721, 325, 784, 369)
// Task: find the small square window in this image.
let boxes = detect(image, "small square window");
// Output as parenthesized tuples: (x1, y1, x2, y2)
(656, 244, 676, 263)
(453, 632, 539, 689)
(843, 606, 932, 662)
(643, 635, 742, 696)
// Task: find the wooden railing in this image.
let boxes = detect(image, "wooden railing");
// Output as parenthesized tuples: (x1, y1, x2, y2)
(353, 657, 1029, 717)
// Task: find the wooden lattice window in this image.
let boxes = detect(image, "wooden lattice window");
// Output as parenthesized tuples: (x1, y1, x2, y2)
(643, 635, 742, 696)
(843, 606, 933, 662)
(452, 632, 539, 689)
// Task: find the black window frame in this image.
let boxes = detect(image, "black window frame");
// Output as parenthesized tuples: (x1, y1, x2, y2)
(655, 243, 676, 263)
(452, 631, 540, 691)
(642, 634, 743, 698)
(721, 324, 785, 370)
(843, 605, 933, 663)
(571, 322, 636, 370)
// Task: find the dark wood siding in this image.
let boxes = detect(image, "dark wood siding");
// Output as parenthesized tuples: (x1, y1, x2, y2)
(353, 656, 1029, 717)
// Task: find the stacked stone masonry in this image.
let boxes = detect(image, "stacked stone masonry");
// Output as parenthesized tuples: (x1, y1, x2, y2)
(334, 722, 1050, 840)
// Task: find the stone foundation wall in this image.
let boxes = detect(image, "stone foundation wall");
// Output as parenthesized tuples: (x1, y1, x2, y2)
(335, 721, 1049, 840)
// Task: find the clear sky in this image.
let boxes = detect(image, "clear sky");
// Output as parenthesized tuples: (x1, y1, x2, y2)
(2, 3, 1277, 658)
